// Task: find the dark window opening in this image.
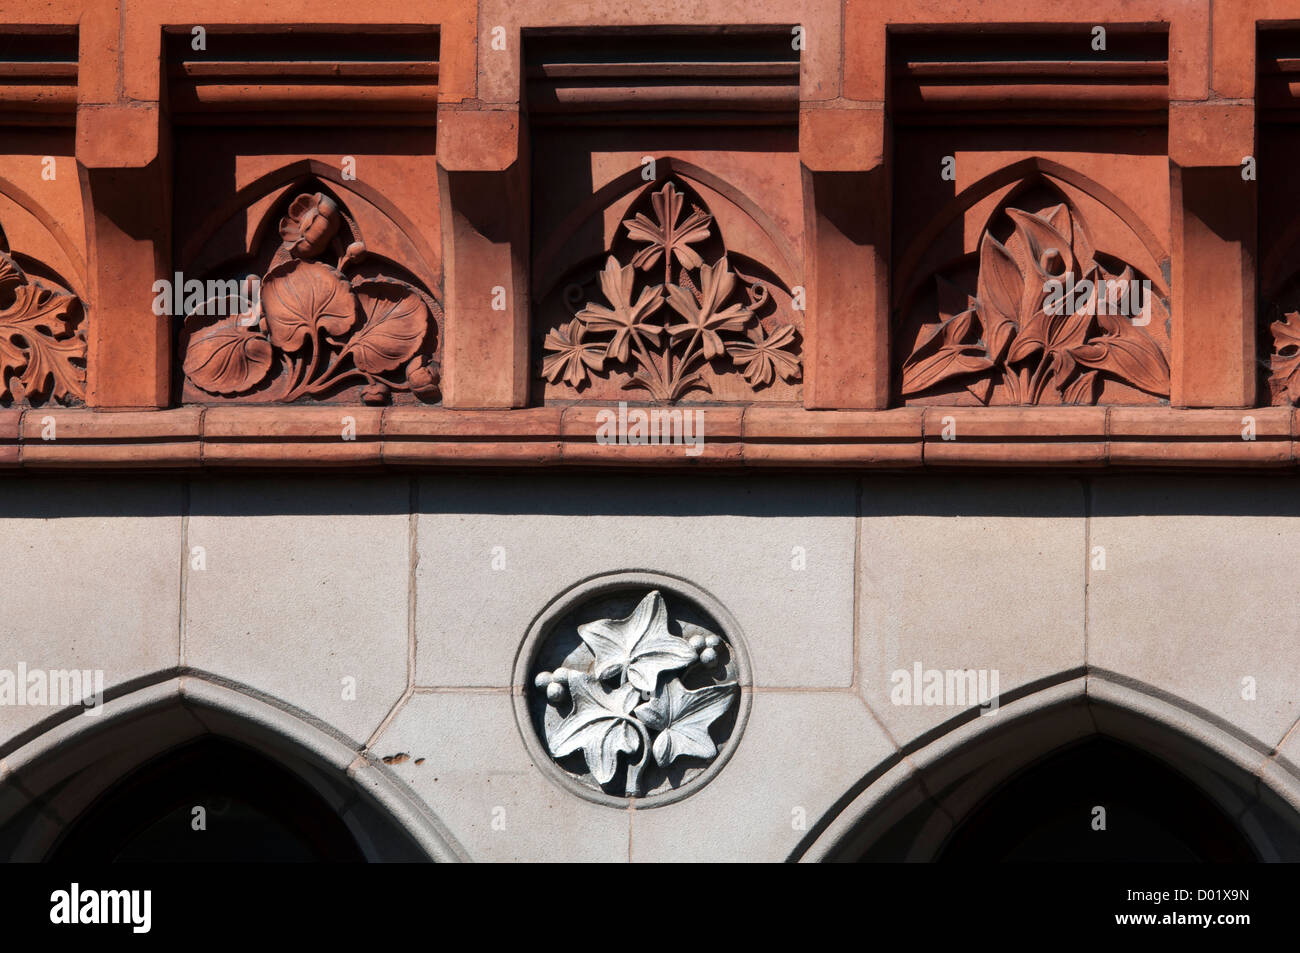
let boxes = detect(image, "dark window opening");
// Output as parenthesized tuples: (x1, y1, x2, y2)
(49, 737, 364, 862)
(938, 737, 1257, 862)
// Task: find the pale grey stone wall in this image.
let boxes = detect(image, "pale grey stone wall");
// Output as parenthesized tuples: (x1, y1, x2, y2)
(2, 472, 1299, 860)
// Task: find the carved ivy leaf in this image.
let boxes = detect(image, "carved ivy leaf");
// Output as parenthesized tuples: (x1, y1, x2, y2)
(624, 181, 713, 273)
(633, 678, 737, 767)
(261, 259, 357, 352)
(347, 281, 429, 374)
(182, 313, 275, 397)
(577, 589, 698, 694)
(547, 674, 643, 786)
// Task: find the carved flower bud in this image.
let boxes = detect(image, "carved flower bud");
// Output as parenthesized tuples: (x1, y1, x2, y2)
(704, 633, 721, 649)
(279, 192, 341, 259)
(546, 681, 567, 705)
(534, 671, 553, 690)
(699, 647, 719, 667)
(361, 382, 391, 405)
(1040, 248, 1066, 277)
(407, 361, 440, 400)
(688, 633, 706, 652)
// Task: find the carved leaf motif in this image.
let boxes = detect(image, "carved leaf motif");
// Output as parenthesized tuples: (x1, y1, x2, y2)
(542, 317, 606, 387)
(576, 257, 664, 364)
(576, 589, 698, 694)
(904, 198, 1169, 405)
(182, 314, 274, 396)
(0, 334, 23, 384)
(547, 674, 644, 786)
(554, 179, 801, 402)
(261, 259, 357, 352)
(347, 282, 428, 374)
(900, 308, 994, 396)
(1271, 311, 1300, 403)
(0, 282, 84, 402)
(976, 233, 1021, 363)
(664, 257, 752, 360)
(1069, 335, 1169, 396)
(1061, 369, 1099, 405)
(633, 678, 737, 767)
(177, 191, 443, 404)
(1005, 206, 1075, 279)
(1009, 279, 1093, 367)
(624, 181, 713, 272)
(0, 251, 24, 300)
(20, 331, 87, 402)
(726, 323, 801, 388)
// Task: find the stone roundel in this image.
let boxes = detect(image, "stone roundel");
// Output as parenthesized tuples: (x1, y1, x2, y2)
(513, 572, 751, 807)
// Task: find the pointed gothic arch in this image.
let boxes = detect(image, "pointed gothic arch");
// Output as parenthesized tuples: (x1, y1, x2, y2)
(797, 676, 1300, 862)
(0, 676, 465, 862)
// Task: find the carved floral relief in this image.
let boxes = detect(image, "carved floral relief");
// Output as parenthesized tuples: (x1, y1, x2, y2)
(1268, 310, 1300, 404)
(179, 190, 441, 405)
(900, 198, 1170, 405)
(529, 588, 740, 799)
(541, 180, 801, 402)
(0, 234, 85, 406)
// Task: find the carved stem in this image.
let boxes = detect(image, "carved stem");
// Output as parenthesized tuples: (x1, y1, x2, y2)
(663, 254, 675, 387)
(1029, 351, 1055, 404)
(624, 716, 653, 797)
(630, 326, 670, 401)
(287, 327, 330, 400)
(671, 327, 706, 396)
(308, 355, 384, 394)
(283, 338, 313, 401)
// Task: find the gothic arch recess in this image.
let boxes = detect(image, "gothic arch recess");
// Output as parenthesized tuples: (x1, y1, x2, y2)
(0, 677, 464, 862)
(798, 678, 1300, 863)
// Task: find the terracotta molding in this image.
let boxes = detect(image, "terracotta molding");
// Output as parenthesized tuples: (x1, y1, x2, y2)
(800, 105, 890, 409)
(0, 405, 1295, 470)
(75, 102, 172, 410)
(436, 107, 530, 409)
(1169, 102, 1257, 408)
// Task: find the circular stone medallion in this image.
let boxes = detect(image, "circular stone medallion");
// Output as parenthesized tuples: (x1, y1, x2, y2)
(514, 574, 751, 807)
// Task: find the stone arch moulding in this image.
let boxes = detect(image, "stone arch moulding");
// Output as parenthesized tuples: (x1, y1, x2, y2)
(894, 159, 1172, 407)
(0, 675, 467, 862)
(512, 571, 753, 809)
(0, 174, 86, 300)
(0, 175, 88, 408)
(177, 159, 440, 286)
(532, 158, 803, 404)
(175, 165, 443, 406)
(795, 675, 1300, 863)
